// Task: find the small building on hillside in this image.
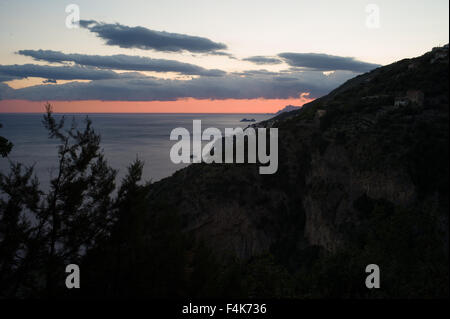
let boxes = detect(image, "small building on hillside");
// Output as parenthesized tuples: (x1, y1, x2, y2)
(394, 90, 424, 108)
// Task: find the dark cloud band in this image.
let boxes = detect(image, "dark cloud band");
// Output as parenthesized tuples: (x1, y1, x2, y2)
(0, 70, 356, 101)
(278, 52, 381, 72)
(17, 50, 225, 77)
(79, 20, 227, 53)
(0, 64, 119, 81)
(243, 56, 283, 65)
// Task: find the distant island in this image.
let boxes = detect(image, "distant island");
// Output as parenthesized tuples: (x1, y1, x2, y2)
(240, 118, 256, 122)
(274, 104, 301, 115)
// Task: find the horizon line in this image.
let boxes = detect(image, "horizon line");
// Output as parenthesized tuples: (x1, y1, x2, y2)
(0, 111, 277, 114)
(0, 97, 313, 114)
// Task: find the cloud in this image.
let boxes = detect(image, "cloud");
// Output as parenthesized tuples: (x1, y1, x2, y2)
(0, 64, 119, 81)
(243, 56, 283, 65)
(209, 51, 237, 59)
(0, 83, 13, 100)
(43, 79, 57, 84)
(17, 50, 225, 77)
(278, 52, 381, 72)
(1, 69, 357, 101)
(0, 74, 20, 82)
(79, 20, 227, 53)
(232, 69, 281, 76)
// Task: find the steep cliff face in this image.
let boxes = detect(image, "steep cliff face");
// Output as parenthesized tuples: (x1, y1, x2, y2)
(146, 46, 449, 263)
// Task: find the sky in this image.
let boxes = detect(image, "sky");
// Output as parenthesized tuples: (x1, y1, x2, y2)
(0, 0, 448, 113)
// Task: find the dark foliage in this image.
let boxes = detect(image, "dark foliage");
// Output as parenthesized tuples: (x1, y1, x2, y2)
(0, 123, 13, 158)
(0, 103, 117, 297)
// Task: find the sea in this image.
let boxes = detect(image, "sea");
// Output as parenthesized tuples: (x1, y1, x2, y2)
(0, 113, 272, 189)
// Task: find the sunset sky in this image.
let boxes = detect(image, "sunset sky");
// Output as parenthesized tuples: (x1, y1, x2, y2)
(0, 0, 448, 113)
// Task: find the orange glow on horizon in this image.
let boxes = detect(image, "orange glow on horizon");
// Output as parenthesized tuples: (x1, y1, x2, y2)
(0, 95, 314, 113)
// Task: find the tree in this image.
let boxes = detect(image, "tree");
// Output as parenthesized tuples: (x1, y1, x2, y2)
(0, 163, 41, 297)
(0, 123, 13, 157)
(39, 103, 117, 295)
(0, 103, 118, 297)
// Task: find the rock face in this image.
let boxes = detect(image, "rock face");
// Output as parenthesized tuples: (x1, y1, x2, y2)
(146, 46, 449, 262)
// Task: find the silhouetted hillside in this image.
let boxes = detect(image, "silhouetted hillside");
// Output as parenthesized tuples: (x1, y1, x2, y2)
(139, 45, 449, 298)
(77, 46, 449, 298)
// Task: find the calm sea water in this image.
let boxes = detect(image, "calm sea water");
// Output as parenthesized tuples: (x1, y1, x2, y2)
(0, 113, 272, 188)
